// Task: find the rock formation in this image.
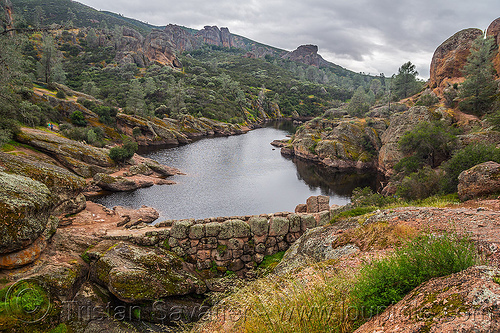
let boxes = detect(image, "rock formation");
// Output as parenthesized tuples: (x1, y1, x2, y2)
(429, 28, 483, 89)
(487, 17, 500, 75)
(356, 266, 500, 332)
(284, 116, 386, 170)
(281, 44, 331, 68)
(458, 161, 500, 201)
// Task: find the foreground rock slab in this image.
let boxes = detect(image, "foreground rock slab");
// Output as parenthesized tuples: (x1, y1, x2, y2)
(355, 266, 500, 333)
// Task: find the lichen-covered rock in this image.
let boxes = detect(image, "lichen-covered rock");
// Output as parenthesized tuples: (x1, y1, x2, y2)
(16, 128, 115, 177)
(0, 152, 86, 215)
(355, 266, 500, 333)
(93, 173, 153, 192)
(269, 217, 289, 236)
(218, 219, 251, 239)
(274, 221, 360, 276)
(487, 17, 500, 77)
(0, 172, 55, 254)
(429, 28, 483, 88)
(378, 106, 436, 174)
(90, 242, 206, 302)
(458, 161, 500, 201)
(248, 216, 269, 236)
(287, 117, 385, 170)
(170, 219, 195, 239)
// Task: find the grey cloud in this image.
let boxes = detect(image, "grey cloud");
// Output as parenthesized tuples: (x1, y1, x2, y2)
(79, 0, 499, 78)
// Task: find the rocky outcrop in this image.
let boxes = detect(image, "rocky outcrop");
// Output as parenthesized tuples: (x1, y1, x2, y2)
(355, 266, 500, 333)
(487, 17, 500, 77)
(458, 161, 500, 201)
(281, 45, 331, 68)
(93, 173, 153, 192)
(285, 117, 386, 170)
(0, 172, 55, 254)
(0, 152, 87, 216)
(378, 106, 438, 174)
(429, 28, 483, 88)
(117, 113, 249, 147)
(88, 241, 206, 303)
(274, 219, 360, 276)
(197, 26, 233, 48)
(16, 128, 115, 178)
(144, 29, 183, 68)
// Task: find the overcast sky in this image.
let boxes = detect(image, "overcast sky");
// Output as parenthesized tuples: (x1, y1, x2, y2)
(77, 0, 499, 79)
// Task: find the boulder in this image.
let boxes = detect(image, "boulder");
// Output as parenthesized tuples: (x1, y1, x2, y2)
(93, 173, 153, 192)
(274, 221, 360, 276)
(429, 28, 483, 88)
(458, 161, 500, 201)
(0, 152, 86, 215)
(487, 17, 500, 75)
(355, 266, 500, 333)
(0, 172, 55, 254)
(113, 206, 159, 226)
(218, 219, 251, 239)
(89, 242, 206, 302)
(306, 195, 330, 213)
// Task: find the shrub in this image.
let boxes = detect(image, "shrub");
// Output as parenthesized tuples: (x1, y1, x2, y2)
(441, 143, 500, 193)
(56, 90, 66, 99)
(109, 139, 138, 163)
(396, 166, 443, 200)
(351, 187, 396, 208)
(70, 110, 87, 126)
(415, 92, 438, 106)
(352, 232, 480, 316)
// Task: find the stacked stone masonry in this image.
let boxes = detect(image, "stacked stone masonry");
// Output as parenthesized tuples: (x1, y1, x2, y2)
(162, 209, 332, 273)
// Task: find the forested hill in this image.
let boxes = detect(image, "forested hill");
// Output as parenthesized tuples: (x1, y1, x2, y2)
(0, 0, 390, 150)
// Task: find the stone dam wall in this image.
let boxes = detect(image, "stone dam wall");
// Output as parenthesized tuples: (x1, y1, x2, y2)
(103, 196, 336, 275)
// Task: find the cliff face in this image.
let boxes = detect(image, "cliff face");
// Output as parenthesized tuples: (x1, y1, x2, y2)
(281, 44, 331, 68)
(115, 24, 283, 68)
(487, 17, 500, 75)
(429, 28, 483, 89)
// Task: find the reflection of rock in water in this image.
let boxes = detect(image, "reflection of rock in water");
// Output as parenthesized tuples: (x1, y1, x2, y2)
(292, 157, 381, 197)
(268, 120, 298, 133)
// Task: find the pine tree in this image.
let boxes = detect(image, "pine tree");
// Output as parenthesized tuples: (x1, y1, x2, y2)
(37, 34, 65, 84)
(459, 35, 498, 116)
(347, 86, 370, 117)
(392, 61, 421, 99)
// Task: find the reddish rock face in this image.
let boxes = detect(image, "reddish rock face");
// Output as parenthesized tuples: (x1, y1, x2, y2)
(429, 28, 483, 88)
(487, 17, 500, 75)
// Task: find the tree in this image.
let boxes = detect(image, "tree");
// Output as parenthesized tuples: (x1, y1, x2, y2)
(126, 79, 146, 115)
(347, 86, 370, 117)
(397, 121, 456, 171)
(37, 34, 65, 84)
(392, 61, 421, 99)
(86, 28, 98, 48)
(458, 35, 498, 116)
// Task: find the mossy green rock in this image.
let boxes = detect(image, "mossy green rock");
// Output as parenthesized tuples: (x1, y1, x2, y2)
(219, 219, 251, 239)
(16, 128, 115, 177)
(93, 173, 146, 192)
(269, 217, 290, 236)
(0, 172, 55, 254)
(248, 216, 269, 236)
(91, 242, 206, 302)
(0, 152, 86, 215)
(170, 219, 195, 239)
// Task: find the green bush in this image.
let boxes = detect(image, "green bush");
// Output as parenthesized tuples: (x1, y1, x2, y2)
(55, 90, 66, 99)
(415, 92, 438, 106)
(396, 166, 443, 200)
(109, 138, 138, 163)
(70, 110, 87, 126)
(351, 187, 396, 207)
(352, 232, 480, 316)
(441, 143, 500, 193)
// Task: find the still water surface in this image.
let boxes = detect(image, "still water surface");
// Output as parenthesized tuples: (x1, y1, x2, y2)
(93, 122, 377, 220)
